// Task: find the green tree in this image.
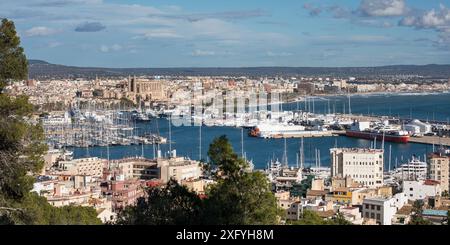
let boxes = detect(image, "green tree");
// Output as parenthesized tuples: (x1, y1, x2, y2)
(0, 19, 28, 91)
(207, 135, 244, 179)
(115, 179, 203, 225)
(329, 212, 352, 225)
(409, 200, 433, 225)
(0, 18, 100, 225)
(289, 210, 352, 225)
(202, 135, 282, 225)
(290, 210, 328, 225)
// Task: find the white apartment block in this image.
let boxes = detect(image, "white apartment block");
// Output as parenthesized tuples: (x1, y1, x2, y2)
(403, 180, 441, 201)
(428, 153, 450, 192)
(331, 148, 383, 188)
(362, 192, 408, 225)
(158, 155, 203, 183)
(58, 157, 106, 177)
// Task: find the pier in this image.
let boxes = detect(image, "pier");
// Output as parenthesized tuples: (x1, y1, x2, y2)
(409, 135, 450, 147)
(267, 130, 344, 138)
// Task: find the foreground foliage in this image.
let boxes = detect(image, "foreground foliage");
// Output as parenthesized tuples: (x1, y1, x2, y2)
(117, 135, 283, 225)
(0, 18, 100, 225)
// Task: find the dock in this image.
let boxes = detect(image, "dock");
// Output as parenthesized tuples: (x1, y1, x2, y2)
(408, 136, 450, 147)
(264, 130, 345, 139)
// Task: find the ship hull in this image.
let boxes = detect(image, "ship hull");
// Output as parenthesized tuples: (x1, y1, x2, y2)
(345, 130, 409, 143)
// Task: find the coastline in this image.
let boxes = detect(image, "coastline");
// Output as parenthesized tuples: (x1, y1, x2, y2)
(284, 90, 450, 103)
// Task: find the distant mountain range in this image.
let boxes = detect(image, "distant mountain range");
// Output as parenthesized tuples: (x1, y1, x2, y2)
(28, 60, 450, 79)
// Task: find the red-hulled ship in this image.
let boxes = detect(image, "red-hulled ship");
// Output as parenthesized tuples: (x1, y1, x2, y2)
(345, 121, 410, 143)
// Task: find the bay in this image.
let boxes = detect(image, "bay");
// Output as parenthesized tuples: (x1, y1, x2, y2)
(72, 92, 450, 170)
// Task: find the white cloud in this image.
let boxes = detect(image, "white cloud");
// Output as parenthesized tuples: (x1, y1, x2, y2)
(100, 45, 109, 52)
(100, 44, 122, 53)
(24, 26, 58, 37)
(400, 5, 450, 29)
(359, 0, 407, 17)
(266, 51, 293, 57)
(349, 35, 390, 42)
(139, 29, 183, 39)
(399, 4, 450, 46)
(190, 50, 216, 56)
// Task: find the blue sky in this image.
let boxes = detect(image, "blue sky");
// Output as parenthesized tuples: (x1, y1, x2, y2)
(1, 0, 450, 67)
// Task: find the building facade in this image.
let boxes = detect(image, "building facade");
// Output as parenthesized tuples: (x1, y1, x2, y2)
(58, 157, 106, 177)
(403, 180, 441, 201)
(128, 77, 166, 102)
(428, 152, 450, 192)
(331, 148, 384, 188)
(362, 192, 408, 225)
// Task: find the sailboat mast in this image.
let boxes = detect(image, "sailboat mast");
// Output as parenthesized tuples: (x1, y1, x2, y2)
(300, 137, 304, 169)
(388, 145, 392, 172)
(282, 137, 288, 167)
(318, 149, 321, 169)
(199, 123, 202, 160)
(168, 115, 172, 153)
(241, 127, 244, 158)
(348, 87, 352, 115)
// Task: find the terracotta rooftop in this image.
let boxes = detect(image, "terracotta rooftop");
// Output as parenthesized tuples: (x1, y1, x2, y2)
(315, 210, 336, 218)
(424, 179, 440, 186)
(396, 205, 413, 215)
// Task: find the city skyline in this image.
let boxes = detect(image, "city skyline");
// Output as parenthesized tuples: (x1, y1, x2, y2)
(1, 0, 450, 68)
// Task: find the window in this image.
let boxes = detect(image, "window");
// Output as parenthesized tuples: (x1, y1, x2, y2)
(365, 204, 369, 209)
(377, 206, 380, 211)
(409, 188, 413, 191)
(376, 214, 381, 220)
(370, 213, 375, 219)
(365, 212, 369, 218)
(371, 205, 375, 210)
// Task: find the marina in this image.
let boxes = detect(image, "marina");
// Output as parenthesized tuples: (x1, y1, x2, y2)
(64, 93, 450, 170)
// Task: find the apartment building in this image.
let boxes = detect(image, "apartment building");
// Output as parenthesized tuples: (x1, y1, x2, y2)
(403, 180, 441, 201)
(331, 148, 384, 188)
(362, 192, 408, 225)
(58, 157, 107, 177)
(428, 152, 450, 192)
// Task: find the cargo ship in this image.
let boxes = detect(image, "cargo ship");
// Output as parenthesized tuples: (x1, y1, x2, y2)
(346, 121, 410, 143)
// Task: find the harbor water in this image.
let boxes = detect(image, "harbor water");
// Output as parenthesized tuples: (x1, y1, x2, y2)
(72, 92, 450, 170)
